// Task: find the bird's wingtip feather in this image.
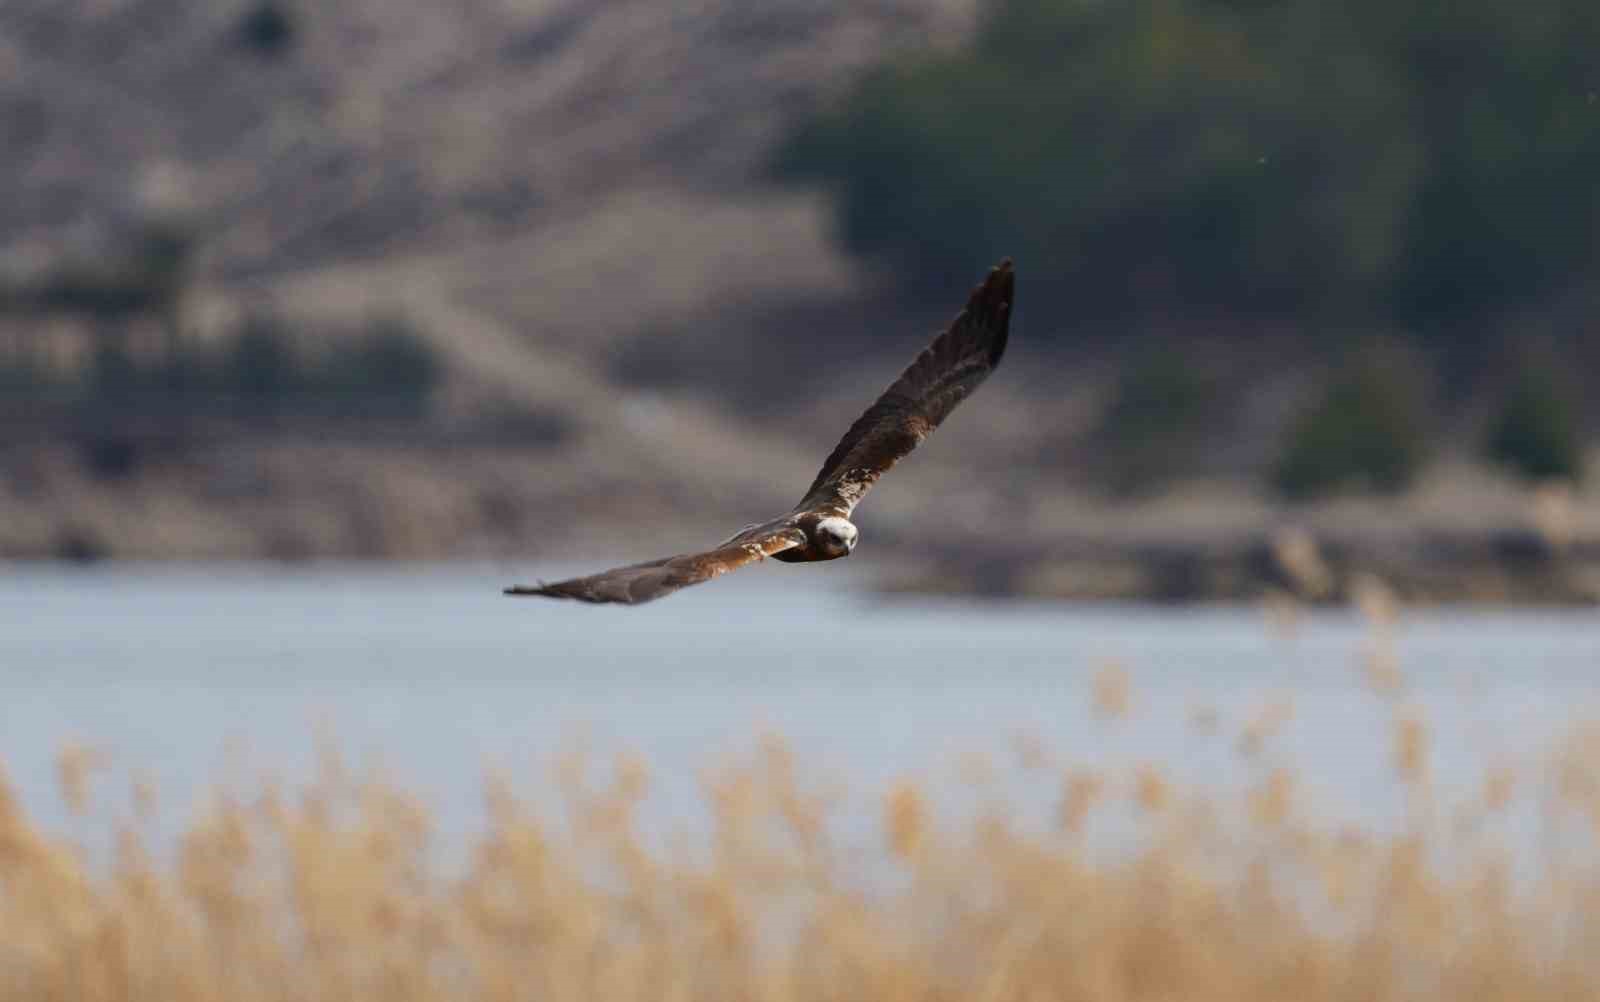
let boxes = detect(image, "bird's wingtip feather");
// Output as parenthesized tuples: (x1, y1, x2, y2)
(972, 257, 1015, 310)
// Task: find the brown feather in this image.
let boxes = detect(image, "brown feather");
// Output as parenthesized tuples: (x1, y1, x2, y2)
(503, 527, 807, 605)
(795, 258, 1013, 516)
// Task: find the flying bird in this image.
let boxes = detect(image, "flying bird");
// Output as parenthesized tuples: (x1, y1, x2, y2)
(505, 258, 1014, 604)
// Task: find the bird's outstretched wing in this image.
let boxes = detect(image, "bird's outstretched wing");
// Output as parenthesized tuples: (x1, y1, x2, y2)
(794, 258, 1013, 517)
(504, 527, 806, 605)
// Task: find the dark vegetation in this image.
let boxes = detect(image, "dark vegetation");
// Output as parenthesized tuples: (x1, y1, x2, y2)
(2, 223, 191, 319)
(79, 313, 441, 420)
(778, 0, 1600, 340)
(1486, 358, 1585, 482)
(777, 0, 1598, 494)
(235, 1, 298, 59)
(1273, 349, 1431, 499)
(1095, 345, 1222, 496)
(0, 225, 442, 424)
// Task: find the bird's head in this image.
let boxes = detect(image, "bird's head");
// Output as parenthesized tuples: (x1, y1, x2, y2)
(814, 517, 858, 557)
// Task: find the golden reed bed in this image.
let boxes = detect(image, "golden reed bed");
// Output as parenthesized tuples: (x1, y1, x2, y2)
(5, 633, 1600, 1001)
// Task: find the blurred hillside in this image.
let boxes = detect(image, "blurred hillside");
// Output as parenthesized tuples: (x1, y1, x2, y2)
(1, 0, 1598, 601)
(0, 0, 979, 560)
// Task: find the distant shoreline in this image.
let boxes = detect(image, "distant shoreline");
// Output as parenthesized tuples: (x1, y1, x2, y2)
(871, 531, 1600, 606)
(13, 534, 1598, 607)
(5, 436, 1595, 606)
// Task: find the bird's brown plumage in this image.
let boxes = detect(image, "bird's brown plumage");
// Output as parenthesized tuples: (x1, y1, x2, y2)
(505, 258, 1014, 605)
(795, 259, 1013, 517)
(504, 527, 807, 604)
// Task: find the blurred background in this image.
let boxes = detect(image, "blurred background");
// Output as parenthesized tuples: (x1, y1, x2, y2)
(2, 0, 1596, 601)
(4, 5, 1600, 995)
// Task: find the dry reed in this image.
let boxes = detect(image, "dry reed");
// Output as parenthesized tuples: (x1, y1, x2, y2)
(5, 665, 1600, 1000)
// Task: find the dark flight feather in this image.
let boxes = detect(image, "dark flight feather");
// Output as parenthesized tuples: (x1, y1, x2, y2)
(795, 258, 1013, 516)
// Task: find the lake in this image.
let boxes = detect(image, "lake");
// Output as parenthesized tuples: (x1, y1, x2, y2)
(3, 562, 1597, 855)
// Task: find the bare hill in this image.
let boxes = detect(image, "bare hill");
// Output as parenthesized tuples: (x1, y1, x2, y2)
(1, 0, 992, 560)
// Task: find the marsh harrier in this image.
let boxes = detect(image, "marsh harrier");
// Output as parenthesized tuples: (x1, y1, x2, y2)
(505, 258, 1014, 604)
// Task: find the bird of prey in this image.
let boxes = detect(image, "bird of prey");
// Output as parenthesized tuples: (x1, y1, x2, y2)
(505, 258, 1014, 604)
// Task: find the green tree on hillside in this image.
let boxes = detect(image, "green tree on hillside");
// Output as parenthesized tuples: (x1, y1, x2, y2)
(1486, 361, 1585, 482)
(777, 0, 1600, 347)
(1273, 350, 1431, 498)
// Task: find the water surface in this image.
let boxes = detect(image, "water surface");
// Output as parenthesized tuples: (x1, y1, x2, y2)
(3, 563, 1596, 851)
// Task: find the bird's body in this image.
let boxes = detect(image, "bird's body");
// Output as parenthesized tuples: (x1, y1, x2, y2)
(506, 259, 1014, 604)
(767, 513, 857, 563)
